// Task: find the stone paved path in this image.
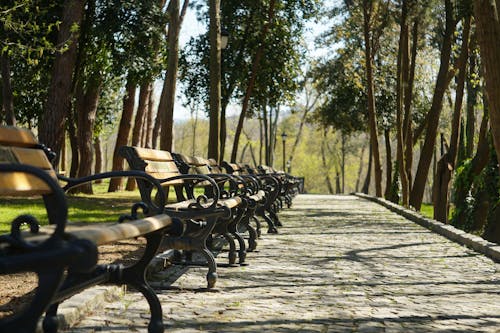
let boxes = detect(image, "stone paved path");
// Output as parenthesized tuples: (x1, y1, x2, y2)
(66, 195, 500, 332)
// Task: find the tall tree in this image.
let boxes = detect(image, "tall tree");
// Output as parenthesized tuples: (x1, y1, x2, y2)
(474, 0, 500, 166)
(409, 0, 456, 210)
(39, 0, 86, 165)
(361, 0, 387, 197)
(433, 12, 471, 222)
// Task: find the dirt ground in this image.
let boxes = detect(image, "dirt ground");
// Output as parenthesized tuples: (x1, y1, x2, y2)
(0, 238, 147, 319)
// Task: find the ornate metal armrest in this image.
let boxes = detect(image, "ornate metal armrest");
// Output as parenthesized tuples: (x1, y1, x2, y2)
(58, 170, 166, 214)
(205, 173, 247, 197)
(156, 174, 221, 210)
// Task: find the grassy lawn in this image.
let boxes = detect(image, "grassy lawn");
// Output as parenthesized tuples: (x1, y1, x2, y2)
(420, 203, 434, 219)
(0, 182, 147, 234)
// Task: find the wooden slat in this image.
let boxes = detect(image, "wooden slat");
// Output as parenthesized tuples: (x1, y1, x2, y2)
(21, 215, 174, 246)
(144, 160, 179, 173)
(133, 147, 174, 162)
(0, 126, 38, 147)
(219, 197, 242, 209)
(11, 147, 53, 170)
(0, 172, 53, 195)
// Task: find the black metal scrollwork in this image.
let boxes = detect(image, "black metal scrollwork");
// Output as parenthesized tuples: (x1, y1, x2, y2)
(119, 202, 150, 222)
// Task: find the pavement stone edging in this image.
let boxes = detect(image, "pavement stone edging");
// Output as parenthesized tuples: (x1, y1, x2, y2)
(354, 192, 500, 263)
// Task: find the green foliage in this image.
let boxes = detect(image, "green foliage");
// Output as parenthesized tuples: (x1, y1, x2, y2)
(311, 55, 367, 135)
(179, 0, 320, 116)
(0, 0, 61, 63)
(451, 140, 500, 234)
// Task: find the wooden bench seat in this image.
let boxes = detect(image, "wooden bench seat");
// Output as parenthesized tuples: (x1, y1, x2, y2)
(15, 215, 174, 247)
(0, 125, 181, 333)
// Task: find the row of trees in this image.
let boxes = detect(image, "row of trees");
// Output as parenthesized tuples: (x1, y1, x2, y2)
(312, 0, 500, 242)
(0, 0, 319, 191)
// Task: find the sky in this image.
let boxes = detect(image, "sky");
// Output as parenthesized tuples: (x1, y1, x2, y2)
(163, 5, 330, 122)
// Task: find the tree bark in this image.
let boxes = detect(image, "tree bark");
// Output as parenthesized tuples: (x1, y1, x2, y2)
(145, 84, 154, 148)
(403, 19, 419, 193)
(159, 0, 180, 151)
(474, 0, 500, 166)
(108, 80, 136, 192)
(1, 53, 15, 126)
(39, 0, 86, 165)
(465, 35, 478, 159)
(230, 0, 276, 162)
(67, 105, 79, 178)
(207, 0, 221, 161)
(126, 82, 151, 191)
(409, 0, 455, 211)
(384, 128, 392, 199)
(321, 129, 334, 194)
(93, 137, 102, 183)
(75, 76, 102, 194)
(396, 0, 409, 204)
(362, 144, 373, 194)
(355, 142, 367, 193)
(362, 0, 383, 197)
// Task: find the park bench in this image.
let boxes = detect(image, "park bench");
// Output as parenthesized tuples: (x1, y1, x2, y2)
(222, 162, 283, 233)
(173, 153, 257, 257)
(119, 146, 244, 282)
(258, 165, 300, 210)
(207, 158, 265, 246)
(0, 125, 183, 333)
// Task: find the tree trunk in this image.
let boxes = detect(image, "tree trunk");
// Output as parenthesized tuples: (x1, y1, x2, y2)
(1, 53, 15, 126)
(67, 105, 79, 178)
(362, 0, 383, 197)
(230, 0, 276, 162)
(403, 18, 419, 193)
(126, 83, 151, 191)
(145, 84, 154, 148)
(409, 0, 455, 211)
(362, 144, 373, 194)
(384, 128, 392, 199)
(433, 15, 471, 223)
(207, 0, 221, 161)
(159, 0, 180, 151)
(108, 80, 136, 192)
(94, 137, 102, 183)
(75, 76, 102, 194)
(341, 133, 346, 193)
(395, 0, 409, 205)
(355, 142, 367, 193)
(263, 106, 269, 165)
(474, 0, 500, 166)
(321, 129, 334, 194)
(39, 0, 86, 164)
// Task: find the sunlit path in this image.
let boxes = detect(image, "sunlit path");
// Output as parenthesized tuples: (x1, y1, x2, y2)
(67, 195, 500, 332)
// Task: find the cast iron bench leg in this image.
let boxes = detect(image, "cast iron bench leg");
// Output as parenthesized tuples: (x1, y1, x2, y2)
(121, 231, 165, 333)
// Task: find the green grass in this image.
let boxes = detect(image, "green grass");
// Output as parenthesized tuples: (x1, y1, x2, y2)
(0, 180, 209, 234)
(420, 203, 434, 219)
(0, 182, 147, 234)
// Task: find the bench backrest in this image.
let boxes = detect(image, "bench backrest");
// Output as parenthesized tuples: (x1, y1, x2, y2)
(0, 126, 57, 196)
(119, 146, 184, 186)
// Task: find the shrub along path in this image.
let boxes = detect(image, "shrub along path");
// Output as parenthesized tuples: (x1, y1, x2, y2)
(66, 194, 500, 332)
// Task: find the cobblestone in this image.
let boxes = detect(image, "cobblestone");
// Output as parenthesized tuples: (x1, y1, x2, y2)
(65, 195, 500, 332)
